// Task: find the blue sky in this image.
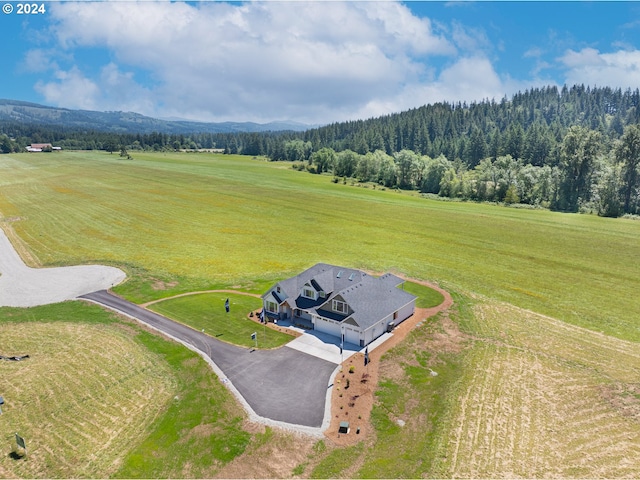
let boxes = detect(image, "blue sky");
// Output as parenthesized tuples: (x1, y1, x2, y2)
(2, 1, 640, 124)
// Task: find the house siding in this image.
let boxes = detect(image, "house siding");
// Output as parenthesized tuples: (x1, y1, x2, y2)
(363, 298, 416, 345)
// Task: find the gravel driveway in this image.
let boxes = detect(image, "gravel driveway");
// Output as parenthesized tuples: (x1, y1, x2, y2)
(0, 228, 125, 307)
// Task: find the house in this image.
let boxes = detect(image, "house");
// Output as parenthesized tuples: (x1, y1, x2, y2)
(262, 263, 417, 347)
(26, 143, 61, 152)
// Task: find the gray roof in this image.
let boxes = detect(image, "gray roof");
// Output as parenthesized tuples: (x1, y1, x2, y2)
(333, 275, 416, 330)
(263, 263, 416, 330)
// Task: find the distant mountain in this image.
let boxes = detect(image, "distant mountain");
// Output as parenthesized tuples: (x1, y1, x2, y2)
(0, 99, 313, 134)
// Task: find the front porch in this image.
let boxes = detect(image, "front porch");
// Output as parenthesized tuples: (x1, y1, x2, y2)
(265, 310, 314, 330)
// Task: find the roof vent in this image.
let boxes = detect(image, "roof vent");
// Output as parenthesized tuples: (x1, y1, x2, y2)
(348, 273, 356, 281)
(337, 270, 343, 278)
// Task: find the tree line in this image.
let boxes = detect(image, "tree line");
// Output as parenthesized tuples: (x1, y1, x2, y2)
(293, 123, 640, 217)
(1, 84, 639, 216)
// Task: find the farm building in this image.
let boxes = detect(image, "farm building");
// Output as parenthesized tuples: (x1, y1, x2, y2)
(26, 143, 61, 152)
(262, 263, 416, 347)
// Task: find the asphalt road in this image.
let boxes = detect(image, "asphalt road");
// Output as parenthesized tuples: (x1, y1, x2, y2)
(80, 290, 337, 429)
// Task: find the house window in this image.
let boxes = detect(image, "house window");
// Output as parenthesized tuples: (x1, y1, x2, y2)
(319, 291, 326, 298)
(302, 287, 315, 299)
(265, 300, 278, 313)
(295, 309, 301, 316)
(333, 300, 348, 314)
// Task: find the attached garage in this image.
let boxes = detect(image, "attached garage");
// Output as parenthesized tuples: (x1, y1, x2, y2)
(262, 263, 417, 348)
(344, 324, 361, 345)
(314, 317, 341, 337)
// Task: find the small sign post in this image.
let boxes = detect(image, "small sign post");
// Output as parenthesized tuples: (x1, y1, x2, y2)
(15, 433, 26, 456)
(251, 331, 257, 348)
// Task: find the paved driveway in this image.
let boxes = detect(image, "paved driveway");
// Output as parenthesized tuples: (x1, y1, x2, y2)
(284, 327, 361, 364)
(1, 227, 337, 432)
(80, 291, 337, 432)
(0, 229, 125, 307)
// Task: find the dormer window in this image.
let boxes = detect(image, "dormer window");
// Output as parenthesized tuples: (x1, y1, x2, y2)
(303, 286, 315, 299)
(332, 299, 348, 314)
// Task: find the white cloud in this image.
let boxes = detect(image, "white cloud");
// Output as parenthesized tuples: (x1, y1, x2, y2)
(33, 62, 156, 114)
(30, 1, 524, 124)
(21, 49, 59, 73)
(351, 56, 538, 120)
(34, 66, 100, 110)
(558, 48, 640, 88)
(451, 21, 490, 53)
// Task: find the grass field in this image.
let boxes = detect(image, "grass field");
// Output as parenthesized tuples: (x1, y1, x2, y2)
(2, 150, 640, 478)
(1, 151, 638, 341)
(265, 292, 640, 478)
(0, 303, 253, 479)
(148, 292, 294, 348)
(402, 281, 445, 308)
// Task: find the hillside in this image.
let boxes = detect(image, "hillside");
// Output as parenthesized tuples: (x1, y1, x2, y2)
(0, 99, 310, 134)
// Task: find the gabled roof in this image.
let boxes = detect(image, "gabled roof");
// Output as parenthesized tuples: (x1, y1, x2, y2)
(331, 275, 415, 330)
(262, 263, 365, 305)
(263, 263, 416, 330)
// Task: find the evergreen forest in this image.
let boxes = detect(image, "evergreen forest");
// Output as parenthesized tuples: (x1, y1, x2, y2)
(2, 84, 640, 216)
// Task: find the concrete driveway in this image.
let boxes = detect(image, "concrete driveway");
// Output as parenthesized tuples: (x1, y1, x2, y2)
(284, 326, 361, 364)
(0, 229, 125, 307)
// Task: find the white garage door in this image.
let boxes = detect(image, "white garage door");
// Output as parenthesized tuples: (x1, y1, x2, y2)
(344, 327, 360, 345)
(315, 318, 341, 338)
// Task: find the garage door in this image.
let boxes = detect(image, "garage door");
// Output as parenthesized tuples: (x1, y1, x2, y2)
(315, 318, 341, 338)
(344, 327, 360, 345)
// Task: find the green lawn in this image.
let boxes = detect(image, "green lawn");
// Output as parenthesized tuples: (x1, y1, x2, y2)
(402, 281, 445, 308)
(1, 150, 639, 343)
(149, 292, 294, 348)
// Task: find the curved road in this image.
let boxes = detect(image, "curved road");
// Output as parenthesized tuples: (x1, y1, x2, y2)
(80, 290, 337, 433)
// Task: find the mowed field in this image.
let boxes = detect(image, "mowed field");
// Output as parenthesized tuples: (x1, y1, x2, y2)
(0, 306, 175, 478)
(1, 151, 639, 339)
(2, 150, 640, 477)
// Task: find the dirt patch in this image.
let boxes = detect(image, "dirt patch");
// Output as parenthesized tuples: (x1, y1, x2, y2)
(421, 314, 469, 358)
(152, 280, 178, 290)
(242, 420, 267, 435)
(213, 430, 316, 479)
(600, 383, 640, 422)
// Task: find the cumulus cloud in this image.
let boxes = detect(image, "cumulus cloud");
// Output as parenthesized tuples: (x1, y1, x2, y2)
(29, 1, 517, 123)
(33, 62, 156, 114)
(34, 66, 100, 110)
(558, 48, 640, 88)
